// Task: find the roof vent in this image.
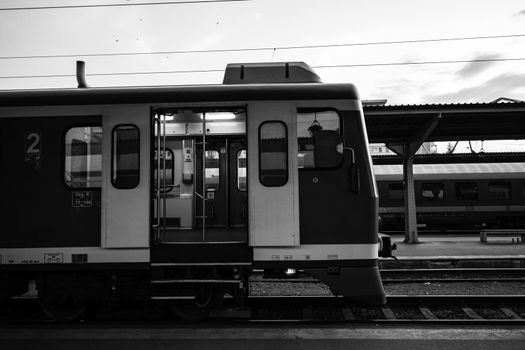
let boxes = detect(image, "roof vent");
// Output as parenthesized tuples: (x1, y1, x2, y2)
(223, 62, 321, 84)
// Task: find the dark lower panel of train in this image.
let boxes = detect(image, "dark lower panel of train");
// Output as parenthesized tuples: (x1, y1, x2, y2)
(0, 116, 101, 248)
(151, 243, 253, 264)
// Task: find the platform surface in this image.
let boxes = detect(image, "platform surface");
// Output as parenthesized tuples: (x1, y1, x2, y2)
(1, 325, 524, 350)
(387, 234, 525, 259)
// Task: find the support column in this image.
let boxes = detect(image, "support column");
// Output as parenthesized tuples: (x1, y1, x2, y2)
(386, 114, 442, 244)
(403, 144, 418, 243)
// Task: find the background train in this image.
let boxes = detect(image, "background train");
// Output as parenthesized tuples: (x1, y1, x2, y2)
(375, 162, 525, 233)
(0, 62, 393, 321)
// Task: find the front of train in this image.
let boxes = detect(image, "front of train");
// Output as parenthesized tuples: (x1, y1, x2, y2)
(229, 62, 394, 305)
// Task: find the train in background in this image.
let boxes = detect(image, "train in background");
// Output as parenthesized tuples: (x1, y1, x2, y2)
(0, 62, 394, 321)
(375, 162, 525, 232)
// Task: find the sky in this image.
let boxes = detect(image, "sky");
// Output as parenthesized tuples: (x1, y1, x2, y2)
(1, 0, 525, 106)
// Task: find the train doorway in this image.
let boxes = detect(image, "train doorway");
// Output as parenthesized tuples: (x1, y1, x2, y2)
(153, 109, 247, 244)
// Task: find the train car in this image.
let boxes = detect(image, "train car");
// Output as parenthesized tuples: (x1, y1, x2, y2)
(0, 62, 392, 321)
(375, 163, 525, 232)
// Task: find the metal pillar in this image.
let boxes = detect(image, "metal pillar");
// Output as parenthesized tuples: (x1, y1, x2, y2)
(403, 145, 418, 243)
(387, 114, 442, 244)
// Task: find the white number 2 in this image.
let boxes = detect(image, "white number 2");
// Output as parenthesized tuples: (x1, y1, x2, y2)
(26, 132, 40, 154)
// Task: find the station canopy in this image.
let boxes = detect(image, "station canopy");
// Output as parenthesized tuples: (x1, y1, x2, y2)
(363, 101, 525, 143)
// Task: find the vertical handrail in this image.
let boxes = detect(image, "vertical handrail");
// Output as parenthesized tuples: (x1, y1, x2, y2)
(155, 115, 161, 241)
(162, 114, 167, 230)
(202, 112, 206, 242)
(225, 137, 230, 229)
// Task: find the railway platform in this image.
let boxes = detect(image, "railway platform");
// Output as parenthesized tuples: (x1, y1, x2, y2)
(380, 234, 525, 268)
(1, 325, 524, 350)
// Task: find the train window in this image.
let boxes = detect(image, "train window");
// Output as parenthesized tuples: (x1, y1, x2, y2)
(297, 110, 342, 168)
(112, 125, 140, 189)
(421, 183, 444, 201)
(388, 183, 404, 200)
(455, 182, 478, 200)
(64, 126, 102, 188)
(205, 150, 220, 191)
(237, 150, 247, 191)
(259, 122, 288, 187)
(489, 181, 511, 200)
(154, 149, 174, 192)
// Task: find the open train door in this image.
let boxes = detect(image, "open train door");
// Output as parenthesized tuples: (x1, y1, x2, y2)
(101, 106, 150, 248)
(248, 102, 300, 246)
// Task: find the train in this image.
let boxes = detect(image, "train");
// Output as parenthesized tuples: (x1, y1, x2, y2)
(0, 62, 394, 321)
(375, 162, 525, 232)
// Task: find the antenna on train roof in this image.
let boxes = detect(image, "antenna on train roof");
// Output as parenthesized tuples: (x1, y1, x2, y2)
(76, 60, 89, 88)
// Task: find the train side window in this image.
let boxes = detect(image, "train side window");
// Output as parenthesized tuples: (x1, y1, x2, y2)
(237, 150, 247, 191)
(421, 183, 444, 201)
(388, 183, 404, 200)
(489, 181, 511, 200)
(205, 150, 220, 191)
(259, 121, 288, 187)
(112, 125, 140, 189)
(297, 110, 342, 169)
(455, 182, 478, 200)
(64, 126, 102, 188)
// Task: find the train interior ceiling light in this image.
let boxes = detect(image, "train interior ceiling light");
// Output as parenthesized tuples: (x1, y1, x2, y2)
(200, 112, 236, 120)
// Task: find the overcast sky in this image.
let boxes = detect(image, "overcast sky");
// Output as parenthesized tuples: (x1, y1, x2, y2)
(1, 0, 525, 106)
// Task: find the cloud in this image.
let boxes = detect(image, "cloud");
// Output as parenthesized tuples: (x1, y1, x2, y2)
(427, 72, 525, 103)
(516, 9, 525, 16)
(455, 53, 502, 78)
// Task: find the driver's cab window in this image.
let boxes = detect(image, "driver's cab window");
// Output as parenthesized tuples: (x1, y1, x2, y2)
(297, 110, 342, 168)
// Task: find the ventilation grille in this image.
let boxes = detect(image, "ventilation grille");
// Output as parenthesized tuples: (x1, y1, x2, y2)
(71, 254, 88, 264)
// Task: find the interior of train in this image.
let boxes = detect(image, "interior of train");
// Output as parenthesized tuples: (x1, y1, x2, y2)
(153, 108, 248, 244)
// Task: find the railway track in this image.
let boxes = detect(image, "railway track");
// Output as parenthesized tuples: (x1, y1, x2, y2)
(381, 267, 525, 283)
(2, 294, 525, 324)
(247, 295, 525, 324)
(3, 266, 524, 324)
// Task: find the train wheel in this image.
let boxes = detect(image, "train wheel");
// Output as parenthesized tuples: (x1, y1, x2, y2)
(38, 274, 87, 322)
(169, 284, 224, 321)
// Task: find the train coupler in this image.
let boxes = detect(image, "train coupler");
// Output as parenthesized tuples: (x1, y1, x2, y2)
(378, 234, 400, 263)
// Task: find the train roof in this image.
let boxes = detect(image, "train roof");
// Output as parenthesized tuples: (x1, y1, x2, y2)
(0, 62, 359, 107)
(374, 163, 525, 181)
(0, 83, 360, 107)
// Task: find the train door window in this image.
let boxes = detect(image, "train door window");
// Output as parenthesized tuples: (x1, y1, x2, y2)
(237, 149, 247, 191)
(297, 110, 342, 168)
(388, 183, 404, 200)
(64, 126, 102, 188)
(455, 182, 478, 200)
(112, 125, 140, 189)
(154, 149, 174, 192)
(421, 182, 444, 201)
(489, 181, 511, 200)
(259, 121, 288, 187)
(205, 150, 220, 191)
